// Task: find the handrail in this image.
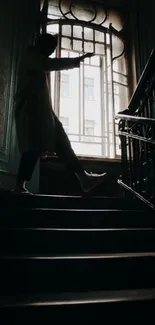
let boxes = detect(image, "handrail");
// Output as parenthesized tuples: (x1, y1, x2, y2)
(128, 48, 155, 112)
(115, 114, 155, 125)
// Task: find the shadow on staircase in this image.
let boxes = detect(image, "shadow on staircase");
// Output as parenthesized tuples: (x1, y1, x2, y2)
(0, 189, 155, 320)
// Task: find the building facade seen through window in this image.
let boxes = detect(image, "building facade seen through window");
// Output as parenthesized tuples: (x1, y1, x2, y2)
(48, 1, 129, 159)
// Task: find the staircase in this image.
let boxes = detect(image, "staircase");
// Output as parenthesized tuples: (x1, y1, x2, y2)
(0, 190, 155, 321)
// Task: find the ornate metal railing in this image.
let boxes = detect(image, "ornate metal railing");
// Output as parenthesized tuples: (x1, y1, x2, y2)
(115, 115, 155, 209)
(115, 48, 155, 209)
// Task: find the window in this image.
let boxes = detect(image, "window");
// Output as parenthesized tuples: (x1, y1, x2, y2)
(84, 120, 95, 142)
(84, 78, 94, 101)
(60, 74, 70, 98)
(60, 116, 69, 133)
(47, 4, 129, 159)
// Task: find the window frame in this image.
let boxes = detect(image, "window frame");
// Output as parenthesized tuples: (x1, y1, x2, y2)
(47, 18, 129, 160)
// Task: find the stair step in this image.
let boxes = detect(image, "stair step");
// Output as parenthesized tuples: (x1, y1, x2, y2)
(1, 228, 155, 254)
(1, 288, 155, 307)
(1, 254, 155, 293)
(0, 289, 155, 320)
(0, 190, 146, 210)
(0, 189, 154, 318)
(0, 208, 154, 228)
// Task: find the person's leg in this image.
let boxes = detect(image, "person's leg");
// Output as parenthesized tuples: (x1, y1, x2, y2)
(54, 116, 107, 193)
(14, 151, 40, 193)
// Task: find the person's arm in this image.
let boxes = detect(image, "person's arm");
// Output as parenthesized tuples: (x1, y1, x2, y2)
(26, 49, 94, 72)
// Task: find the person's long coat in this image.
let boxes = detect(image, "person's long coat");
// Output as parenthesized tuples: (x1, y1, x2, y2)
(14, 47, 77, 154)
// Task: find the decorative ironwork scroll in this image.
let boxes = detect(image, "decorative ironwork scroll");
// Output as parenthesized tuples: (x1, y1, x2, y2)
(58, 0, 108, 25)
(117, 114, 155, 208)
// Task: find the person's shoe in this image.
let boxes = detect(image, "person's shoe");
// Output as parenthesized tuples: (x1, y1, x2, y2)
(12, 187, 33, 195)
(117, 109, 133, 115)
(75, 171, 107, 193)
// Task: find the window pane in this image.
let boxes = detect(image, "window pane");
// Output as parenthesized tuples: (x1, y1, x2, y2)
(62, 25, 71, 37)
(95, 31, 104, 42)
(113, 72, 127, 85)
(90, 55, 100, 66)
(47, 23, 59, 34)
(113, 56, 127, 75)
(60, 116, 69, 133)
(60, 73, 70, 98)
(84, 28, 93, 40)
(73, 40, 82, 52)
(61, 37, 71, 50)
(48, 1, 60, 18)
(84, 77, 94, 101)
(84, 120, 95, 142)
(73, 26, 82, 38)
(114, 82, 128, 113)
(61, 50, 69, 58)
(59, 55, 80, 136)
(84, 41, 94, 53)
(95, 43, 105, 55)
(84, 77, 94, 86)
(84, 65, 101, 141)
(112, 35, 124, 58)
(71, 3, 95, 21)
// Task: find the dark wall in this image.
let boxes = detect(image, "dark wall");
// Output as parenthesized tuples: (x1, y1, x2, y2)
(0, 0, 40, 190)
(131, 0, 155, 79)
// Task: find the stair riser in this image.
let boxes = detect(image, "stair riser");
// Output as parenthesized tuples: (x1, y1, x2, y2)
(0, 192, 146, 210)
(0, 210, 154, 229)
(1, 230, 155, 254)
(0, 299, 155, 320)
(1, 257, 155, 293)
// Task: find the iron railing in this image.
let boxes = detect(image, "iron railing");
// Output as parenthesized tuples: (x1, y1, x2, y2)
(115, 52, 155, 209)
(116, 115, 155, 208)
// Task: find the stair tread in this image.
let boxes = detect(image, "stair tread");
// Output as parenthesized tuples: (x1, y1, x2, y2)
(1, 189, 154, 312)
(2, 208, 153, 220)
(0, 190, 137, 199)
(1, 208, 154, 229)
(0, 189, 147, 210)
(1, 252, 155, 260)
(1, 227, 154, 230)
(1, 208, 151, 214)
(1, 288, 155, 308)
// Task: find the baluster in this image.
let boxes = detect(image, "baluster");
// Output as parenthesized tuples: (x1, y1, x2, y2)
(128, 136, 133, 188)
(119, 120, 128, 185)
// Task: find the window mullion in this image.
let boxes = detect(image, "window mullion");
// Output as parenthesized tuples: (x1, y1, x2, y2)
(100, 55, 105, 156)
(54, 23, 61, 117)
(79, 59, 82, 143)
(82, 26, 85, 137)
(105, 34, 110, 158)
(109, 27, 116, 158)
(82, 61, 85, 136)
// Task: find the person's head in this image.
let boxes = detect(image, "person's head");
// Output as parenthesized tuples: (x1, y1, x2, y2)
(35, 33, 58, 57)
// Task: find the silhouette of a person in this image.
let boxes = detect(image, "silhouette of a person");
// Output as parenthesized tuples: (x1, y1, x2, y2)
(14, 33, 106, 194)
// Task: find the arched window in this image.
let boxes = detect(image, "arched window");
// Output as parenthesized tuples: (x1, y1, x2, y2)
(47, 0, 128, 159)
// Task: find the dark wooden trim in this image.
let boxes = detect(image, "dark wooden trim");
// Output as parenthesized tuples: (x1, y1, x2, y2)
(128, 48, 155, 111)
